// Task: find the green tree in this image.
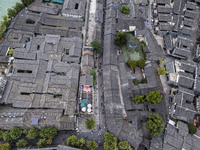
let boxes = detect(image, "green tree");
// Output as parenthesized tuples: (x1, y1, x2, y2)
(7, 8, 16, 19)
(37, 139, 47, 148)
(90, 70, 97, 88)
(188, 123, 197, 134)
(0, 143, 11, 150)
(104, 132, 118, 150)
(9, 127, 22, 140)
(121, 6, 130, 14)
(0, 130, 4, 139)
(127, 60, 137, 69)
(145, 90, 162, 104)
(2, 15, 11, 28)
(91, 41, 101, 53)
(158, 65, 168, 76)
(13, 2, 24, 12)
(16, 139, 28, 148)
(140, 40, 146, 46)
(132, 95, 145, 104)
(133, 79, 140, 85)
(66, 135, 85, 148)
(26, 128, 39, 139)
(114, 31, 127, 47)
(118, 141, 128, 150)
(85, 118, 96, 129)
(39, 127, 57, 139)
(21, 0, 35, 6)
(22, 129, 28, 134)
(87, 140, 98, 150)
(3, 131, 12, 142)
(145, 114, 164, 136)
(137, 59, 146, 68)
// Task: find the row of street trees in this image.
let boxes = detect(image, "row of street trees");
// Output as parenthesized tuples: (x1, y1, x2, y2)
(0, 127, 57, 149)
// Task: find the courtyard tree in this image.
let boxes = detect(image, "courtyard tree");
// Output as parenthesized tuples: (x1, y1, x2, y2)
(37, 139, 47, 148)
(7, 8, 16, 19)
(132, 95, 145, 104)
(16, 139, 28, 148)
(9, 127, 22, 140)
(145, 90, 162, 104)
(26, 128, 39, 139)
(127, 60, 137, 69)
(114, 31, 127, 47)
(87, 140, 98, 150)
(104, 132, 118, 150)
(91, 41, 101, 53)
(118, 141, 128, 150)
(158, 65, 168, 76)
(67, 135, 85, 148)
(121, 5, 130, 14)
(13, 2, 24, 13)
(39, 127, 57, 139)
(137, 59, 146, 68)
(0, 142, 11, 150)
(145, 114, 164, 136)
(188, 123, 197, 134)
(2, 131, 12, 142)
(85, 118, 96, 129)
(21, 0, 35, 6)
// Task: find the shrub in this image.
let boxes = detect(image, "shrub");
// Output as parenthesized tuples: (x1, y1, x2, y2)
(0, 142, 11, 150)
(21, 0, 35, 6)
(37, 139, 47, 148)
(121, 5, 130, 14)
(67, 135, 85, 148)
(137, 59, 146, 68)
(91, 41, 101, 53)
(22, 129, 28, 134)
(133, 79, 140, 85)
(104, 132, 118, 150)
(87, 140, 98, 150)
(26, 128, 39, 139)
(9, 127, 22, 140)
(118, 141, 128, 150)
(39, 127, 57, 139)
(85, 118, 96, 129)
(127, 60, 137, 69)
(132, 95, 145, 104)
(16, 139, 28, 148)
(0, 130, 4, 139)
(114, 31, 127, 47)
(140, 40, 146, 46)
(13, 2, 24, 12)
(141, 78, 147, 84)
(145, 90, 162, 104)
(188, 123, 197, 134)
(145, 114, 164, 136)
(26, 19, 35, 24)
(158, 65, 168, 76)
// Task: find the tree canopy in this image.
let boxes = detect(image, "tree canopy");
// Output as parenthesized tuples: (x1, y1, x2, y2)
(13, 2, 24, 13)
(145, 114, 164, 136)
(87, 140, 98, 150)
(85, 118, 96, 129)
(66, 135, 85, 148)
(114, 31, 127, 47)
(26, 128, 39, 139)
(9, 127, 22, 140)
(104, 132, 118, 150)
(0, 142, 11, 150)
(91, 41, 101, 53)
(132, 95, 145, 104)
(145, 90, 162, 104)
(16, 139, 28, 148)
(7, 8, 16, 19)
(37, 139, 48, 148)
(39, 127, 57, 139)
(21, 0, 35, 6)
(158, 65, 168, 76)
(188, 123, 197, 134)
(121, 6, 130, 14)
(118, 141, 128, 150)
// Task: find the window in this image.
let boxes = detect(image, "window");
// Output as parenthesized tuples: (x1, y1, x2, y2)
(75, 3, 79, 9)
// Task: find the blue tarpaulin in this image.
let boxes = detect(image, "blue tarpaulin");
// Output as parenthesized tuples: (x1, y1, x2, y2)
(32, 118, 38, 125)
(80, 103, 85, 108)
